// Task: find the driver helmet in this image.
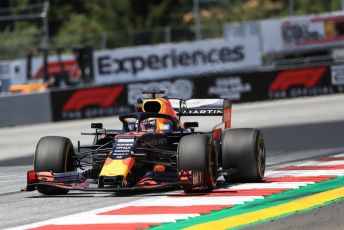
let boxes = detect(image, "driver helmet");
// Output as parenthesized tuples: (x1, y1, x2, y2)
(141, 118, 157, 132)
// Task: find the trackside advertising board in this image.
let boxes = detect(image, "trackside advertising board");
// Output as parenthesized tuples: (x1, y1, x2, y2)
(93, 38, 262, 84)
(30, 54, 81, 82)
(50, 85, 130, 121)
(125, 65, 343, 106)
(50, 63, 344, 121)
(260, 11, 344, 54)
(0, 54, 81, 88)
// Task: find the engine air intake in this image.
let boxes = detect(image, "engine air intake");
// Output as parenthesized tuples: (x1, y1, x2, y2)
(143, 100, 162, 113)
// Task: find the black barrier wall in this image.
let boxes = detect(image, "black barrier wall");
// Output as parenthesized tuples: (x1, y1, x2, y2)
(50, 63, 344, 121)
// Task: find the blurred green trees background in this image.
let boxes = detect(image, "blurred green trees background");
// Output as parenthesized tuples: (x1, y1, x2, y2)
(0, 0, 341, 60)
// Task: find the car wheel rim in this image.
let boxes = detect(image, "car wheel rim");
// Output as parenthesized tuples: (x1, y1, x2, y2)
(257, 136, 266, 177)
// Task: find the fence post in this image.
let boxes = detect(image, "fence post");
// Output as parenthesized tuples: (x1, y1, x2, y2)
(193, 0, 202, 40)
(164, 26, 171, 43)
(101, 32, 107, 49)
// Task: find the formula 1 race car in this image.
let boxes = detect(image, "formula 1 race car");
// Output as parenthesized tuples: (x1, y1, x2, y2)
(24, 90, 266, 195)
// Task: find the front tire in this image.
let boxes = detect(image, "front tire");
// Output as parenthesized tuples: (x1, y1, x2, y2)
(221, 129, 265, 182)
(178, 134, 216, 193)
(34, 136, 75, 195)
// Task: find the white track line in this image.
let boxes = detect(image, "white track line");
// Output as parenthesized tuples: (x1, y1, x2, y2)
(135, 196, 261, 206)
(265, 170, 344, 177)
(51, 214, 199, 224)
(295, 160, 344, 166)
(225, 182, 313, 189)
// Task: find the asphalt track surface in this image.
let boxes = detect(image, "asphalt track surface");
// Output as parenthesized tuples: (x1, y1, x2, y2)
(1, 94, 344, 229)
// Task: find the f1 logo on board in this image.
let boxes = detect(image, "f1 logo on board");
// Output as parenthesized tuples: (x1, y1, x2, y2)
(269, 67, 326, 92)
(34, 60, 81, 80)
(63, 86, 124, 112)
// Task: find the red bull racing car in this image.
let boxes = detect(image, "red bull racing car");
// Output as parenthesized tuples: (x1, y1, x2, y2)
(24, 90, 266, 195)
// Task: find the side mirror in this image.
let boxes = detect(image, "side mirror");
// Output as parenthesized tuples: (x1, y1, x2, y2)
(91, 123, 103, 129)
(184, 122, 198, 129)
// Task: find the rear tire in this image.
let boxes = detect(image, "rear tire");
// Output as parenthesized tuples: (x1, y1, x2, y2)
(178, 134, 216, 193)
(221, 129, 265, 182)
(34, 136, 75, 195)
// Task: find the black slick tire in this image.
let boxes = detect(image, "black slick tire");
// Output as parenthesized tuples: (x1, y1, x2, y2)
(34, 136, 75, 195)
(178, 134, 216, 193)
(221, 128, 265, 182)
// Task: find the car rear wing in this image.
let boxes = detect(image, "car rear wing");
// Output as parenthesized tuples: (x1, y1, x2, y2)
(169, 99, 232, 129)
